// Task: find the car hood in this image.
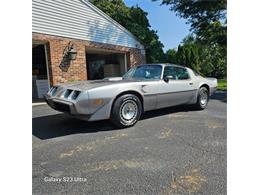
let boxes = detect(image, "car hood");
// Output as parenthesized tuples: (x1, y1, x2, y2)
(57, 78, 136, 91)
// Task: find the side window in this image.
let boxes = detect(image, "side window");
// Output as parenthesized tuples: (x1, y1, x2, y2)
(163, 66, 190, 80)
(163, 66, 175, 79)
(193, 70, 199, 76)
(174, 67, 190, 80)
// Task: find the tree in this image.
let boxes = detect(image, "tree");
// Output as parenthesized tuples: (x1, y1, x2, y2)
(165, 49, 177, 63)
(90, 0, 166, 63)
(166, 33, 226, 78)
(174, 43, 200, 73)
(154, 0, 226, 46)
(155, 0, 227, 78)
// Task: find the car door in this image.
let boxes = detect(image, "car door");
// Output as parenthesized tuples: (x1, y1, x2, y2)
(156, 66, 196, 109)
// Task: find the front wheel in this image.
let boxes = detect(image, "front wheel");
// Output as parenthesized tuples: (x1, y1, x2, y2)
(194, 87, 209, 110)
(110, 94, 142, 128)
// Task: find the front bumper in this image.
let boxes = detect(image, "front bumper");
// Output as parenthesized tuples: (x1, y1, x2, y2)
(44, 94, 112, 121)
(44, 95, 91, 121)
(44, 95, 76, 114)
(44, 96, 74, 113)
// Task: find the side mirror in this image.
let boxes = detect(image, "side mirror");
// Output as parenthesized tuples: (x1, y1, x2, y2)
(163, 75, 173, 82)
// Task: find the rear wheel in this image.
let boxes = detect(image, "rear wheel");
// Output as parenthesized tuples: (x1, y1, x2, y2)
(111, 94, 142, 128)
(194, 87, 209, 110)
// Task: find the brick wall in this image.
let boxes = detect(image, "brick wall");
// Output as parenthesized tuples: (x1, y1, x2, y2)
(32, 33, 146, 85)
(128, 48, 146, 67)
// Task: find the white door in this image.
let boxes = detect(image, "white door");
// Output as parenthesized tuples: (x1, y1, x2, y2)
(157, 66, 196, 109)
(32, 43, 50, 99)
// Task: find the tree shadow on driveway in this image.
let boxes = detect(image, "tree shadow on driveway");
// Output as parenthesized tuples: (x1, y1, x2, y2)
(210, 91, 227, 103)
(32, 114, 115, 140)
(32, 91, 226, 140)
(32, 106, 189, 140)
(141, 105, 193, 120)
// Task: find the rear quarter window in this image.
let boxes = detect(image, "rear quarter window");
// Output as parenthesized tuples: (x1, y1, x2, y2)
(193, 70, 200, 76)
(174, 67, 190, 80)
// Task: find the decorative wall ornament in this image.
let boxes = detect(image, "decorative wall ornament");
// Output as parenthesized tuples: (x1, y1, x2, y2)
(59, 41, 77, 72)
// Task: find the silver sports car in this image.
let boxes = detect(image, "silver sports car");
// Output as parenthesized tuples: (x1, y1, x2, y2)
(45, 64, 217, 128)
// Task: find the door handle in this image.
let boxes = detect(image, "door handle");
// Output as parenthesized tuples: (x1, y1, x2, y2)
(189, 82, 193, 85)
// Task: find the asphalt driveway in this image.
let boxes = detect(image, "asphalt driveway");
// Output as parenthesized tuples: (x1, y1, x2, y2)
(32, 91, 227, 194)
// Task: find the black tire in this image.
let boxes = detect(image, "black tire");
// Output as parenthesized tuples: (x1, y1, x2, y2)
(194, 87, 209, 110)
(110, 94, 142, 128)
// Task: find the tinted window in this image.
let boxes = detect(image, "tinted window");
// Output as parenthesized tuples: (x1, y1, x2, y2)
(163, 66, 175, 78)
(123, 65, 162, 80)
(163, 66, 190, 80)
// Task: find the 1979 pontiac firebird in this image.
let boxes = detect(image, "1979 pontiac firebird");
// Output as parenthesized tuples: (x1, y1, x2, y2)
(45, 64, 217, 128)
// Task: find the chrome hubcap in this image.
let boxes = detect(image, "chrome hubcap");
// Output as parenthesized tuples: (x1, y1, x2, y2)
(200, 90, 208, 106)
(120, 100, 137, 122)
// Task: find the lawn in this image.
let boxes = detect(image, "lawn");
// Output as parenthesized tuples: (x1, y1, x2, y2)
(217, 79, 227, 91)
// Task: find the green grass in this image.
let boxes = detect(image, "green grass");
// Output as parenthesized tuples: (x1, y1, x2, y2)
(217, 79, 227, 91)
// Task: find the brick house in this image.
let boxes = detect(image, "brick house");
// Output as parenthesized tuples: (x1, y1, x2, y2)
(32, 0, 146, 99)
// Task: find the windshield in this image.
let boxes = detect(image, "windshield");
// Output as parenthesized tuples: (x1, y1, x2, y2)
(123, 65, 162, 80)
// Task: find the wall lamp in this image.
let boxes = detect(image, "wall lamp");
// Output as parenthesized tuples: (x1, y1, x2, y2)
(64, 41, 77, 60)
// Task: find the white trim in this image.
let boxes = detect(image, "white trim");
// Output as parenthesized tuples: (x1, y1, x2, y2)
(33, 31, 140, 49)
(32, 102, 47, 106)
(124, 53, 128, 73)
(44, 44, 51, 89)
(81, 0, 144, 49)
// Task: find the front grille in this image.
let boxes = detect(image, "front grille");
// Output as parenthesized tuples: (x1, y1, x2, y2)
(64, 89, 73, 98)
(71, 90, 81, 100)
(53, 102, 70, 112)
(62, 89, 81, 100)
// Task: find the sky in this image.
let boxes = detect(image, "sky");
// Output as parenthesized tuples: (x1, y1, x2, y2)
(124, 0, 190, 51)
